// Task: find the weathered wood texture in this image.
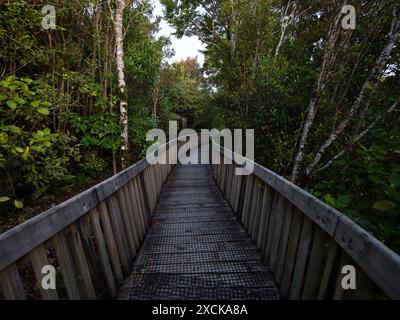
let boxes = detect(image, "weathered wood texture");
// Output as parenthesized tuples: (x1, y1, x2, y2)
(118, 163, 280, 300)
(1, 136, 399, 300)
(211, 140, 400, 300)
(0, 139, 175, 300)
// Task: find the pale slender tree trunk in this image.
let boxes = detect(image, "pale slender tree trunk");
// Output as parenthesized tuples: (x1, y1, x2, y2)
(114, 0, 129, 168)
(305, 6, 400, 176)
(275, 1, 296, 61)
(290, 1, 346, 183)
(315, 98, 399, 174)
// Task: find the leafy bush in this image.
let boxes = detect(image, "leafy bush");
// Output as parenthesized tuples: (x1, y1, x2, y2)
(0, 76, 80, 210)
(79, 152, 107, 178)
(311, 138, 400, 252)
(70, 112, 120, 153)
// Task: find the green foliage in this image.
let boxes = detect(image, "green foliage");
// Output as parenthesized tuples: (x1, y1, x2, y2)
(129, 115, 158, 158)
(79, 152, 107, 178)
(0, 76, 80, 209)
(314, 138, 400, 251)
(70, 112, 120, 153)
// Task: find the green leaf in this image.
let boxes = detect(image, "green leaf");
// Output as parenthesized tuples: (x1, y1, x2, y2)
(38, 108, 50, 115)
(373, 200, 397, 211)
(0, 94, 7, 101)
(41, 101, 52, 107)
(0, 132, 8, 144)
(14, 96, 25, 105)
(14, 200, 24, 209)
(22, 147, 30, 160)
(22, 78, 33, 84)
(8, 125, 22, 134)
(337, 195, 352, 208)
(15, 147, 24, 153)
(323, 194, 336, 207)
(31, 100, 41, 107)
(6, 100, 17, 109)
(388, 173, 400, 188)
(0, 196, 10, 203)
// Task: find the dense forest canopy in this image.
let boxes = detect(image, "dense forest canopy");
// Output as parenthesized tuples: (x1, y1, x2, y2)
(0, 1, 399, 253)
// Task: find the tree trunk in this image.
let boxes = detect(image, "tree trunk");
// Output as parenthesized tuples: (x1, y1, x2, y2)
(290, 1, 346, 183)
(305, 5, 400, 176)
(114, 0, 129, 168)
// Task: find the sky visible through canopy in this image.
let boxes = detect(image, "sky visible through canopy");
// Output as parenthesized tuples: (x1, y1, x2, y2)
(152, 0, 205, 65)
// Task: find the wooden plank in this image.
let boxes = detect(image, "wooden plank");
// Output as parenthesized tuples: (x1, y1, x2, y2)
(111, 194, 132, 260)
(30, 245, 59, 300)
(250, 181, 263, 241)
(233, 175, 243, 213)
(117, 188, 138, 254)
(135, 178, 148, 236)
(139, 172, 152, 224)
(152, 165, 161, 204)
(239, 175, 251, 223)
(333, 252, 353, 300)
(334, 215, 400, 299)
(289, 217, 313, 300)
(226, 165, 233, 205)
(241, 175, 254, 227)
(135, 179, 148, 235)
(226, 165, 234, 205)
(264, 192, 280, 263)
(318, 241, 340, 300)
(280, 208, 303, 298)
(122, 184, 142, 244)
(217, 162, 222, 187)
(269, 195, 287, 272)
(257, 186, 274, 253)
(230, 172, 238, 212)
(68, 224, 96, 299)
(0, 263, 26, 300)
(352, 267, 376, 300)
(236, 173, 248, 220)
(128, 180, 145, 241)
(146, 166, 157, 211)
(98, 202, 123, 284)
(105, 197, 130, 274)
(220, 164, 227, 194)
(53, 232, 81, 300)
(89, 210, 116, 297)
(274, 202, 294, 284)
(302, 227, 327, 299)
(77, 216, 105, 294)
(245, 178, 258, 231)
(132, 178, 149, 232)
(155, 164, 161, 192)
(142, 168, 153, 212)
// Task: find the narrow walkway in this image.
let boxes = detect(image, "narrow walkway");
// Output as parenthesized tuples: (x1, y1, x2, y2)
(119, 163, 280, 300)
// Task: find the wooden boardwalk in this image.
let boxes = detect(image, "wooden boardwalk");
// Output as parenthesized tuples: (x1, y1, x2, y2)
(1, 140, 399, 300)
(118, 163, 280, 300)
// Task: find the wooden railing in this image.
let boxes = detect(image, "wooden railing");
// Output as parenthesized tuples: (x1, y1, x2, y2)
(0, 140, 179, 300)
(1, 135, 399, 300)
(210, 139, 400, 300)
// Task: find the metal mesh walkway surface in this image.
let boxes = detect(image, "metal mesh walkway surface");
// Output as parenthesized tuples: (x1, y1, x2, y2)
(118, 163, 280, 300)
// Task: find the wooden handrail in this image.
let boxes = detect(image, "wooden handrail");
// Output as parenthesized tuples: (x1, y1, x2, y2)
(210, 138, 400, 300)
(0, 138, 179, 299)
(1, 134, 398, 300)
